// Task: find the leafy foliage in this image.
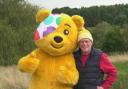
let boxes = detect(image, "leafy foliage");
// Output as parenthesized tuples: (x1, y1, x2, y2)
(0, 0, 38, 65)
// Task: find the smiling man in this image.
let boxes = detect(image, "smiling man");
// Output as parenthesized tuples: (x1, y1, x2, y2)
(73, 29, 117, 89)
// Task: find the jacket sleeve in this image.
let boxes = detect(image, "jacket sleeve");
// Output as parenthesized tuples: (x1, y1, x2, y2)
(100, 53, 117, 89)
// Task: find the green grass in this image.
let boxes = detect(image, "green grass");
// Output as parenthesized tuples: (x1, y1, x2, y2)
(111, 61, 128, 89)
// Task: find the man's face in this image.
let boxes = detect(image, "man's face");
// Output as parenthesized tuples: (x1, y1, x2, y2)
(79, 38, 93, 54)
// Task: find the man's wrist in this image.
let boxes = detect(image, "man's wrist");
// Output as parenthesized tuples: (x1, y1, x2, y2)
(97, 86, 104, 89)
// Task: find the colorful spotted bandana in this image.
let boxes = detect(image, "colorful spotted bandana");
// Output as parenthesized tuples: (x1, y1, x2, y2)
(34, 14, 61, 41)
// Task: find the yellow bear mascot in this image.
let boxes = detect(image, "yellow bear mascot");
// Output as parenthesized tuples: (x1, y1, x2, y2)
(18, 9, 85, 89)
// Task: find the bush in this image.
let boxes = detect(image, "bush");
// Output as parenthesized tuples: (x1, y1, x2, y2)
(89, 21, 112, 49)
(89, 22, 128, 53)
(0, 0, 37, 65)
(0, 20, 36, 65)
(102, 26, 125, 53)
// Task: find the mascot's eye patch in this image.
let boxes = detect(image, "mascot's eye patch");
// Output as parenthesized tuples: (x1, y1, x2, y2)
(34, 14, 61, 41)
(64, 29, 69, 35)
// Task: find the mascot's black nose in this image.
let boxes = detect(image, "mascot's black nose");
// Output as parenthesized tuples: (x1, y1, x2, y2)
(54, 36, 63, 43)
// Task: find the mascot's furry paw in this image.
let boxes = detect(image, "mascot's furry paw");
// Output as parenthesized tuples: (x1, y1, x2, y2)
(18, 55, 39, 73)
(57, 65, 78, 86)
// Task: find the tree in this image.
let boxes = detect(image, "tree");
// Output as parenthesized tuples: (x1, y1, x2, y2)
(102, 26, 125, 53)
(0, 0, 38, 65)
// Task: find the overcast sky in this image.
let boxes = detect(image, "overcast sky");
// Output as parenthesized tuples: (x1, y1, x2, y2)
(27, 0, 128, 10)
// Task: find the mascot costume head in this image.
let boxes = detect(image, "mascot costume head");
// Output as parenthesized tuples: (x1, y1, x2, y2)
(18, 9, 85, 89)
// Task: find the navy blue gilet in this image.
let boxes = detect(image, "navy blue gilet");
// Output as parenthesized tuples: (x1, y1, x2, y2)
(73, 48, 104, 89)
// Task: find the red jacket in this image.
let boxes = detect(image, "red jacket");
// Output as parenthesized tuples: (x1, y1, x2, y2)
(81, 53, 117, 89)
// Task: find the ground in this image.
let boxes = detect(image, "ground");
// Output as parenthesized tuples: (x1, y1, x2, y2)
(0, 53, 128, 89)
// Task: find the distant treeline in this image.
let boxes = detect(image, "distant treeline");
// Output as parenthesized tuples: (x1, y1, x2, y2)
(53, 4, 128, 27)
(0, 0, 128, 65)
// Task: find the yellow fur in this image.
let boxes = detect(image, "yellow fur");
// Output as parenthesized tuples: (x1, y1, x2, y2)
(36, 9, 51, 23)
(18, 9, 85, 89)
(72, 15, 85, 31)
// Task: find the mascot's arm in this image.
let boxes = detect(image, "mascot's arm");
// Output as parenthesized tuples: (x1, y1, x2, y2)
(18, 49, 40, 73)
(57, 57, 79, 86)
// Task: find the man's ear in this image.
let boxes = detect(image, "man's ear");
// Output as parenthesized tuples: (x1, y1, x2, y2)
(72, 15, 85, 31)
(36, 9, 51, 23)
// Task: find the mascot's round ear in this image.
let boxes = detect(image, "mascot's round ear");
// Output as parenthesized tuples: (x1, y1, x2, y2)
(36, 9, 51, 23)
(72, 15, 85, 31)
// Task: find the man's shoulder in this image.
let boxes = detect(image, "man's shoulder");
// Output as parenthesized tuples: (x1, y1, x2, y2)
(93, 48, 104, 55)
(73, 49, 81, 58)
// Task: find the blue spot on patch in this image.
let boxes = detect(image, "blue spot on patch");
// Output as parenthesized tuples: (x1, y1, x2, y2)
(44, 16, 54, 25)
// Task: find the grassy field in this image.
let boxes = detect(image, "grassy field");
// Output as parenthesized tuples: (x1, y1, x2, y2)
(0, 54, 128, 89)
(111, 61, 128, 89)
(0, 66, 30, 89)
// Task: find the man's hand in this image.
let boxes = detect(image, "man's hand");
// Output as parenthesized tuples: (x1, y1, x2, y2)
(97, 86, 104, 89)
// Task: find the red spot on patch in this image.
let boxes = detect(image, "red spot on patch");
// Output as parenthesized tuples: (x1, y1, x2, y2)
(34, 30, 40, 41)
